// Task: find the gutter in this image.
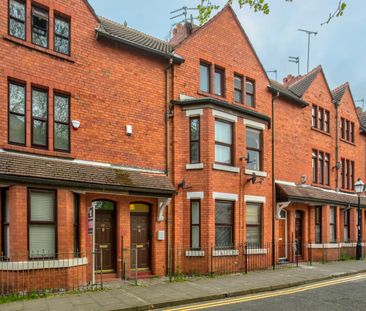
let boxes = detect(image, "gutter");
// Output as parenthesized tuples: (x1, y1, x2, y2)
(268, 86, 309, 108)
(0, 174, 176, 197)
(172, 98, 271, 126)
(283, 196, 366, 209)
(96, 29, 185, 64)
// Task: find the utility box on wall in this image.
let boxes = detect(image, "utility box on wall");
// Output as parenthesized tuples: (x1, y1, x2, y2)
(157, 230, 165, 241)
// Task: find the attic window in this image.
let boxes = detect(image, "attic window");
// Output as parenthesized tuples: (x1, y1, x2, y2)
(32, 6, 48, 48)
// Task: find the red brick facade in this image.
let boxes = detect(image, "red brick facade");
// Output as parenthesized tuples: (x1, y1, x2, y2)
(0, 1, 365, 292)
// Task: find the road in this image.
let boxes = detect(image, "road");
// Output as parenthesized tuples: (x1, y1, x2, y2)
(163, 273, 366, 311)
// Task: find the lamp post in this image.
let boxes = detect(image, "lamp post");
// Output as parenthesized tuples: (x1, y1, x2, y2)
(354, 178, 364, 260)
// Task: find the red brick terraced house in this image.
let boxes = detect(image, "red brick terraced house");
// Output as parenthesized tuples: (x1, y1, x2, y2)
(0, 0, 365, 292)
(0, 0, 185, 290)
(270, 66, 366, 263)
(170, 6, 274, 273)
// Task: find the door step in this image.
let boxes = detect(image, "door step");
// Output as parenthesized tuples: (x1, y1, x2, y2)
(132, 271, 154, 279)
(95, 273, 119, 282)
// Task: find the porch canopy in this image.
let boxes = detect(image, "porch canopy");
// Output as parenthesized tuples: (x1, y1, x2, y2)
(0, 151, 175, 197)
(276, 182, 366, 209)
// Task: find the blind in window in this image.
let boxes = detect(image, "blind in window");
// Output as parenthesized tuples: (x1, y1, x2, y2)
(246, 203, 260, 224)
(30, 191, 54, 221)
(29, 225, 55, 257)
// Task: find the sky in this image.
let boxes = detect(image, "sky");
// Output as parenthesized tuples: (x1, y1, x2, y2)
(88, 0, 366, 108)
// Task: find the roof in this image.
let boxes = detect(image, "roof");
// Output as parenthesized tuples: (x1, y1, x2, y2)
(268, 80, 309, 107)
(96, 17, 184, 64)
(276, 182, 366, 208)
(288, 66, 322, 97)
(332, 82, 348, 104)
(0, 152, 175, 197)
(172, 97, 271, 125)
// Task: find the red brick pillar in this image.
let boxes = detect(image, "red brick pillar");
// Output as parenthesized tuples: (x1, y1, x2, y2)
(350, 208, 357, 242)
(309, 207, 315, 243)
(335, 207, 341, 242)
(9, 186, 28, 260)
(57, 190, 74, 258)
(339, 209, 345, 242)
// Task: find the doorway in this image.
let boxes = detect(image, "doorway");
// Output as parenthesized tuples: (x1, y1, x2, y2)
(295, 210, 303, 257)
(94, 200, 116, 273)
(130, 203, 151, 271)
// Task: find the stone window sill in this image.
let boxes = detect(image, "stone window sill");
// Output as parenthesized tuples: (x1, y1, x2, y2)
(212, 249, 239, 257)
(213, 164, 240, 173)
(245, 169, 267, 177)
(186, 163, 204, 170)
(244, 248, 268, 255)
(185, 250, 205, 257)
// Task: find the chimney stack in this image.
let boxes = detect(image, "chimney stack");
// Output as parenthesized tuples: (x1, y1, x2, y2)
(170, 22, 193, 47)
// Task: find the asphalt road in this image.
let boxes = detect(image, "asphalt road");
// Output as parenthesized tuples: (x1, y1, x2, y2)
(164, 273, 366, 311)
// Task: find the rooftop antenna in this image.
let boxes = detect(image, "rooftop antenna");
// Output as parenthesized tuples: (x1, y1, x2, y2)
(266, 70, 278, 81)
(288, 56, 300, 76)
(170, 6, 198, 25)
(298, 29, 318, 73)
(355, 99, 365, 111)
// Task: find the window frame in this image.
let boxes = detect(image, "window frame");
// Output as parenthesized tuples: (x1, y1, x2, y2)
(189, 117, 200, 164)
(324, 110, 330, 133)
(31, 5, 49, 48)
(246, 202, 262, 248)
(344, 209, 350, 242)
(28, 188, 57, 259)
(340, 118, 345, 139)
(324, 153, 330, 186)
(234, 74, 243, 104)
(315, 206, 322, 244)
(8, 80, 26, 146)
(53, 93, 70, 152)
(1, 189, 10, 259)
(31, 87, 49, 149)
(214, 66, 225, 97)
(246, 126, 263, 171)
(215, 200, 234, 249)
(8, 0, 26, 40)
(199, 61, 211, 93)
(245, 79, 255, 107)
(73, 193, 80, 257)
(214, 119, 234, 166)
(190, 200, 201, 250)
(312, 105, 318, 128)
(329, 206, 336, 243)
(54, 14, 71, 55)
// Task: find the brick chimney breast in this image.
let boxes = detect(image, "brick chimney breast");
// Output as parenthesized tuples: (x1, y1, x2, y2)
(283, 74, 297, 86)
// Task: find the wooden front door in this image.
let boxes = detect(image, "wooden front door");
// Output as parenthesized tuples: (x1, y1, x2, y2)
(295, 211, 303, 256)
(131, 213, 150, 270)
(95, 209, 116, 272)
(278, 210, 287, 259)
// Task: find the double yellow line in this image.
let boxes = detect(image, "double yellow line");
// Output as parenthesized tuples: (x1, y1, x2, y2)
(165, 273, 366, 311)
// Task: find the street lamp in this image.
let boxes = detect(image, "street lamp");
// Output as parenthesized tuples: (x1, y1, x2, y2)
(354, 178, 364, 260)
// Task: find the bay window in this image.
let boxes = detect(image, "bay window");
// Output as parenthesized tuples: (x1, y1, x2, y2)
(215, 201, 233, 249)
(215, 119, 233, 165)
(189, 117, 200, 164)
(246, 127, 262, 171)
(190, 200, 200, 250)
(9, 81, 26, 145)
(29, 189, 56, 258)
(246, 203, 262, 247)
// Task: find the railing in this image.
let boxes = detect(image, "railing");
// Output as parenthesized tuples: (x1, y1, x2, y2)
(0, 251, 102, 297)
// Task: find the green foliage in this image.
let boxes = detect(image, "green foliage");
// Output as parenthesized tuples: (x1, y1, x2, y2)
(197, 0, 347, 25)
(339, 252, 354, 261)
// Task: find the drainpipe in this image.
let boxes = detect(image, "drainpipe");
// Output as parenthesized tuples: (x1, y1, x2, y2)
(335, 103, 339, 191)
(165, 58, 173, 277)
(272, 91, 279, 269)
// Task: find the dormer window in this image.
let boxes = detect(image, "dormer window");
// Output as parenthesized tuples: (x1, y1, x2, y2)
(32, 6, 49, 48)
(9, 0, 26, 40)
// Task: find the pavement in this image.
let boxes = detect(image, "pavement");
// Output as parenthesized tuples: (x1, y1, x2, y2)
(2, 260, 366, 311)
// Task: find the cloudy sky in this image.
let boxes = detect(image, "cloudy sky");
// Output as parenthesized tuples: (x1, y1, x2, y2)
(89, 0, 365, 107)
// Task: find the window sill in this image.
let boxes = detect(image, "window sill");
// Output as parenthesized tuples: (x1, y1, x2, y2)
(3, 35, 74, 63)
(185, 250, 205, 257)
(212, 249, 239, 257)
(213, 163, 240, 173)
(197, 90, 226, 101)
(340, 138, 356, 146)
(3, 145, 74, 159)
(311, 127, 331, 136)
(308, 243, 341, 249)
(245, 169, 267, 177)
(244, 248, 268, 255)
(186, 163, 204, 170)
(339, 188, 355, 194)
